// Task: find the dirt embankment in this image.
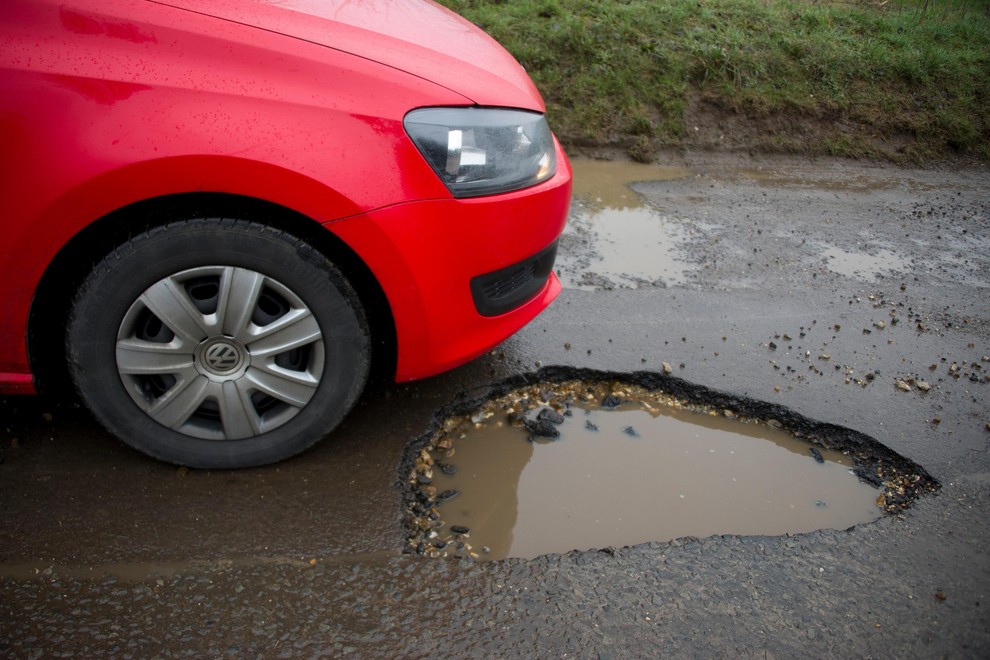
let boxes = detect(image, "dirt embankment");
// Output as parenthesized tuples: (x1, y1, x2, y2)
(567, 94, 987, 168)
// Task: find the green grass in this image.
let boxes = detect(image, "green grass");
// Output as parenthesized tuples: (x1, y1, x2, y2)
(438, 0, 990, 161)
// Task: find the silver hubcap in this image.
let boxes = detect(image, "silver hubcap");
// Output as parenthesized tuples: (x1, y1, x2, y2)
(115, 266, 325, 441)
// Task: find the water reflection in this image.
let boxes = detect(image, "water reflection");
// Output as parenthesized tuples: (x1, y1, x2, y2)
(557, 158, 701, 289)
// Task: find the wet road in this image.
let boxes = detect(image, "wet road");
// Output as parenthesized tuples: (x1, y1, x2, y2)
(2, 153, 989, 656)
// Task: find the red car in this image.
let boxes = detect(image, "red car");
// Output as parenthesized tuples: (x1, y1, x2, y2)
(0, 0, 571, 467)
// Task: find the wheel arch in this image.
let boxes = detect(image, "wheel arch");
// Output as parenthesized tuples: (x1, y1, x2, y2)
(28, 193, 398, 397)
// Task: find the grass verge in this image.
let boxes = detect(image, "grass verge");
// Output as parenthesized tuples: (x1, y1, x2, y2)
(439, 0, 990, 162)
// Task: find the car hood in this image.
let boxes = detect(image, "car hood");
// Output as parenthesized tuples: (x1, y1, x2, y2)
(152, 0, 545, 111)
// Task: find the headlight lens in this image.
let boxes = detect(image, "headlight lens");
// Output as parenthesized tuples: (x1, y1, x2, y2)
(404, 107, 556, 198)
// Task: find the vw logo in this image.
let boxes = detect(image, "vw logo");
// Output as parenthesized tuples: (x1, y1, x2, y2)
(204, 342, 241, 373)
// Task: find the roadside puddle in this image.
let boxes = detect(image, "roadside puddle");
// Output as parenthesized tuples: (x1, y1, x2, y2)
(569, 159, 691, 209)
(557, 159, 702, 289)
(822, 244, 912, 281)
(404, 378, 932, 561)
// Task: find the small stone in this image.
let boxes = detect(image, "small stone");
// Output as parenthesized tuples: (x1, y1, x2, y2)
(935, 591, 947, 602)
(450, 525, 470, 535)
(585, 420, 599, 432)
(809, 447, 825, 464)
(622, 426, 638, 437)
(662, 362, 673, 374)
(932, 417, 941, 424)
(602, 395, 622, 408)
(437, 489, 459, 503)
(874, 320, 886, 330)
(524, 418, 560, 439)
(723, 410, 735, 418)
(896, 379, 912, 392)
(537, 407, 565, 425)
(916, 380, 931, 392)
(470, 411, 492, 424)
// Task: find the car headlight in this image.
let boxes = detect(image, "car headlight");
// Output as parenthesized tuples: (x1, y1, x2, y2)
(404, 107, 556, 198)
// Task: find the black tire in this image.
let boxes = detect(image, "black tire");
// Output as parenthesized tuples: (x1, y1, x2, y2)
(67, 218, 370, 468)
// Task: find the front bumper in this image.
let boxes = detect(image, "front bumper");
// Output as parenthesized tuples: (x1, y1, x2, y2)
(327, 149, 571, 381)
(471, 240, 558, 318)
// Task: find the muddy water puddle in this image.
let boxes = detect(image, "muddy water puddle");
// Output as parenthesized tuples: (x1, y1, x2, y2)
(570, 159, 691, 209)
(406, 380, 894, 561)
(558, 159, 702, 289)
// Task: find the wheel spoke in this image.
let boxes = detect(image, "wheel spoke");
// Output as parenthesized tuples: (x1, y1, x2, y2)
(246, 309, 321, 358)
(244, 365, 319, 408)
(217, 380, 262, 438)
(147, 374, 212, 429)
(219, 267, 265, 340)
(140, 277, 211, 344)
(116, 338, 194, 375)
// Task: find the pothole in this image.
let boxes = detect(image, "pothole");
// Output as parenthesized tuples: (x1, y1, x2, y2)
(402, 369, 938, 561)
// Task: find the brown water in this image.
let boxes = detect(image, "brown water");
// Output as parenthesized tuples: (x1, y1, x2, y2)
(569, 159, 691, 210)
(560, 158, 701, 289)
(426, 401, 882, 560)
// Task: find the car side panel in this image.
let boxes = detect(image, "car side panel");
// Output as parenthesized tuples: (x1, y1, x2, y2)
(0, 0, 467, 387)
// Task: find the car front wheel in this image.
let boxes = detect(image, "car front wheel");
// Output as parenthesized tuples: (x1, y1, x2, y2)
(67, 218, 370, 468)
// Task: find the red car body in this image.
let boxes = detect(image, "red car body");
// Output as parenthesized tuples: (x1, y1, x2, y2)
(0, 0, 570, 386)
(0, 0, 571, 393)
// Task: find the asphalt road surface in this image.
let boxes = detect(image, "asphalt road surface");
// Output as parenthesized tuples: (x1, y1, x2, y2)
(2, 153, 988, 657)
